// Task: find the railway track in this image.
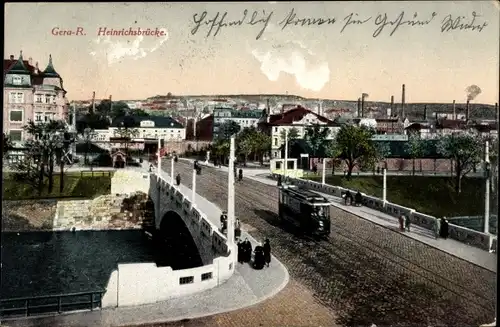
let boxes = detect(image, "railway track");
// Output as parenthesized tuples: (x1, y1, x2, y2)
(164, 160, 496, 326)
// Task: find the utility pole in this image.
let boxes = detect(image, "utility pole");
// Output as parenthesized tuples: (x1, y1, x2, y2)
(484, 140, 490, 235)
(382, 168, 387, 207)
(157, 138, 162, 179)
(192, 167, 197, 206)
(227, 136, 236, 247)
(322, 158, 326, 184)
(284, 129, 289, 178)
(170, 156, 174, 185)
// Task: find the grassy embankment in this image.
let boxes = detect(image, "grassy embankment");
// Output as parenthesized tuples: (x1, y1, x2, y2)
(304, 173, 486, 218)
(3, 171, 113, 200)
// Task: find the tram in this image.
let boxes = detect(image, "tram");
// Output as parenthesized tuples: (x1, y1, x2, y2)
(278, 184, 331, 238)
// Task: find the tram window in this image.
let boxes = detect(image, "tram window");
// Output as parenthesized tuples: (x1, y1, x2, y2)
(275, 162, 282, 169)
(287, 161, 294, 170)
(300, 203, 310, 216)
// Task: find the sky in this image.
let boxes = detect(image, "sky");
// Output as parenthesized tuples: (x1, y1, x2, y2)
(4, 2, 500, 104)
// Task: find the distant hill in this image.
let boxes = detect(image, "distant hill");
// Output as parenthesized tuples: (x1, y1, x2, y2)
(147, 94, 497, 120)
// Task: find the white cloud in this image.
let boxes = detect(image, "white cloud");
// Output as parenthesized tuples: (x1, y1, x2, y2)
(250, 39, 330, 92)
(90, 28, 169, 65)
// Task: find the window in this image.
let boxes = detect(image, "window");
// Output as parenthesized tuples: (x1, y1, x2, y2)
(274, 127, 278, 133)
(9, 92, 24, 103)
(9, 110, 23, 122)
(201, 272, 212, 281)
(179, 276, 194, 285)
(9, 130, 22, 142)
(16, 93, 24, 103)
(44, 113, 55, 122)
(35, 112, 43, 122)
(12, 76, 21, 85)
(45, 95, 51, 104)
(273, 138, 278, 146)
(52, 95, 56, 104)
(35, 94, 43, 103)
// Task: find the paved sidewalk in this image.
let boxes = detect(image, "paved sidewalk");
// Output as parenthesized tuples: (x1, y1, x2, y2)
(4, 165, 289, 327)
(181, 158, 269, 176)
(247, 174, 497, 273)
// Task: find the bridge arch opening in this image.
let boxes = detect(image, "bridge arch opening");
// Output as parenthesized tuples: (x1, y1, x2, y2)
(153, 211, 203, 270)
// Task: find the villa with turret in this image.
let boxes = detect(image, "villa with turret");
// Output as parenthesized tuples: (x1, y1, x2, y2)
(3, 51, 69, 145)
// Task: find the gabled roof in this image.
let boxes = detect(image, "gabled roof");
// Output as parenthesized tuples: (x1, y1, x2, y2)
(435, 119, 467, 129)
(267, 106, 339, 126)
(42, 54, 60, 77)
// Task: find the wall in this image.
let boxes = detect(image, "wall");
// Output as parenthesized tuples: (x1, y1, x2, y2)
(166, 140, 211, 155)
(101, 173, 236, 308)
(271, 174, 493, 251)
(53, 192, 150, 231)
(111, 170, 151, 195)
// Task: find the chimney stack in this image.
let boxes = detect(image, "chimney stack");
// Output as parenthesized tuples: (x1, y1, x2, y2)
(28, 57, 33, 66)
(91, 91, 96, 114)
(361, 95, 365, 118)
(452, 100, 456, 120)
(266, 99, 270, 111)
(357, 98, 361, 117)
(390, 95, 394, 112)
(495, 103, 498, 125)
(466, 100, 470, 123)
(10, 55, 14, 60)
(401, 84, 406, 118)
(424, 105, 427, 120)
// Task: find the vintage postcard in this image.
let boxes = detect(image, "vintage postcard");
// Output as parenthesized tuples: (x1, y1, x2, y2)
(2, 2, 499, 327)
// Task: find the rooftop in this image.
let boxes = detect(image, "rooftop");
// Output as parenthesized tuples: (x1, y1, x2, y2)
(110, 115, 184, 129)
(267, 106, 339, 126)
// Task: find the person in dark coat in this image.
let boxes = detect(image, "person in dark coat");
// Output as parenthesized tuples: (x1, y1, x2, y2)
(263, 238, 271, 267)
(175, 173, 181, 186)
(277, 174, 282, 186)
(439, 217, 449, 239)
(344, 190, 353, 205)
(238, 168, 243, 182)
(354, 191, 363, 206)
(237, 240, 244, 263)
(243, 238, 252, 263)
(174, 155, 178, 163)
(253, 244, 265, 270)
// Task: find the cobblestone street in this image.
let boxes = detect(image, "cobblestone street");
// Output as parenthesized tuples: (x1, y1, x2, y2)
(159, 161, 496, 327)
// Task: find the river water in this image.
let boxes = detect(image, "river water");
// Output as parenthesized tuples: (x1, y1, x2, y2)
(1, 229, 202, 300)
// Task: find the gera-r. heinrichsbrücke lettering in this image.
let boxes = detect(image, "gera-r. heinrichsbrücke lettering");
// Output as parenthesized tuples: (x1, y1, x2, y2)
(98, 27, 166, 37)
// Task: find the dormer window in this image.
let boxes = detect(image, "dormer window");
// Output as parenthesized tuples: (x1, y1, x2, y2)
(12, 76, 21, 85)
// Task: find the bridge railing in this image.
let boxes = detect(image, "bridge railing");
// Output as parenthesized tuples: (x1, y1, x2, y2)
(0, 290, 105, 318)
(270, 174, 493, 251)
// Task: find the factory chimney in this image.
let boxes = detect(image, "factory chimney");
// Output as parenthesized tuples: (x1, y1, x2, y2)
(401, 84, 406, 118)
(361, 95, 365, 118)
(91, 91, 96, 114)
(495, 103, 498, 125)
(452, 100, 456, 120)
(357, 98, 361, 117)
(466, 100, 470, 123)
(423, 105, 427, 120)
(390, 95, 394, 113)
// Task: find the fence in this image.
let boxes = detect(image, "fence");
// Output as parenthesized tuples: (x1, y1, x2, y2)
(1, 290, 105, 318)
(79, 170, 113, 178)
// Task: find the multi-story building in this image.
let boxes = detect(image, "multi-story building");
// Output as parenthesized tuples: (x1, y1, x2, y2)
(212, 107, 263, 140)
(4, 52, 68, 145)
(109, 116, 186, 141)
(258, 106, 340, 159)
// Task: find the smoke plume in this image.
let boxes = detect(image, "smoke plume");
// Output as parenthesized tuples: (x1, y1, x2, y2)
(465, 85, 482, 101)
(362, 93, 369, 99)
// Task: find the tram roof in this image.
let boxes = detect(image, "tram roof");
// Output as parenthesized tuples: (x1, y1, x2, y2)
(280, 186, 330, 204)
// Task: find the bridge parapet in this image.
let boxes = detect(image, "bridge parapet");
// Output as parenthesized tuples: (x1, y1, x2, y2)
(271, 174, 493, 252)
(101, 171, 236, 308)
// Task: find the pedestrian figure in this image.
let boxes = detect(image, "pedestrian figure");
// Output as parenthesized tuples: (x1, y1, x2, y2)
(398, 215, 405, 232)
(220, 211, 228, 233)
(377, 167, 380, 174)
(238, 168, 243, 182)
(439, 217, 449, 239)
(149, 164, 153, 172)
(235, 218, 241, 240)
(344, 190, 353, 205)
(434, 217, 441, 239)
(312, 164, 318, 175)
(174, 155, 178, 163)
(243, 238, 252, 263)
(405, 215, 411, 232)
(405, 216, 411, 232)
(354, 191, 363, 206)
(253, 243, 265, 270)
(175, 173, 181, 186)
(277, 174, 282, 186)
(263, 238, 271, 267)
(237, 240, 244, 263)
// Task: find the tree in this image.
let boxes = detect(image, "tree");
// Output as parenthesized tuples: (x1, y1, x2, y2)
(113, 120, 139, 158)
(333, 125, 377, 179)
(81, 127, 97, 165)
(218, 120, 241, 140)
(213, 139, 230, 164)
(305, 125, 330, 158)
(76, 112, 110, 133)
(436, 133, 483, 194)
(236, 127, 257, 165)
(12, 120, 68, 194)
(3, 133, 13, 157)
(373, 141, 392, 172)
(132, 108, 149, 117)
(405, 135, 426, 175)
(280, 127, 300, 143)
